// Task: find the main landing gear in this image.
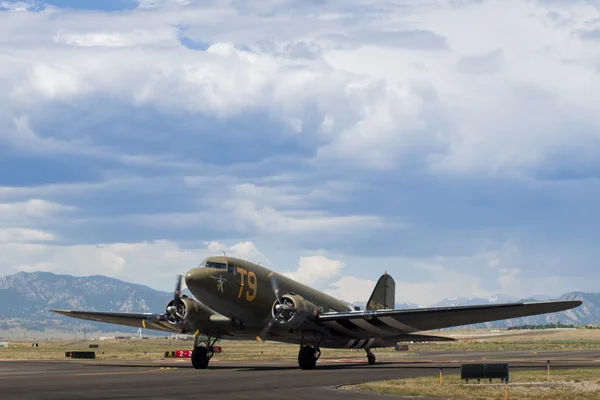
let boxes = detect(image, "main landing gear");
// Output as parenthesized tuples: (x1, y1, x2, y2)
(296, 338, 377, 369)
(192, 334, 219, 369)
(298, 345, 321, 370)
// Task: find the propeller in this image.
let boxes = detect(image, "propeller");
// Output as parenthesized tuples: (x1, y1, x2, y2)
(256, 274, 295, 342)
(165, 273, 185, 323)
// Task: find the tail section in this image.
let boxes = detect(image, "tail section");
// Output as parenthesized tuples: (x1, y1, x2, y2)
(366, 272, 395, 310)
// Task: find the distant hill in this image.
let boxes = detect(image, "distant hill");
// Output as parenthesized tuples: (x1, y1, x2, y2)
(351, 301, 423, 310)
(431, 294, 519, 308)
(0, 271, 179, 332)
(0, 271, 596, 332)
(424, 292, 598, 328)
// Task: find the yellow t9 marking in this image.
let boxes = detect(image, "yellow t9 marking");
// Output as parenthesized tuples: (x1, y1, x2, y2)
(246, 271, 257, 301)
(236, 267, 257, 302)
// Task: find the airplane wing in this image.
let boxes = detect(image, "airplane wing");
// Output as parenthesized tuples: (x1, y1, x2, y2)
(51, 309, 181, 333)
(316, 300, 582, 336)
(50, 309, 247, 338)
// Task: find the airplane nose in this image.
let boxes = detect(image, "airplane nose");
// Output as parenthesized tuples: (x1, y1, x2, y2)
(185, 268, 205, 288)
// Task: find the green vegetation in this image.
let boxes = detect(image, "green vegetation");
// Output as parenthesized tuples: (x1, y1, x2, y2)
(345, 369, 600, 400)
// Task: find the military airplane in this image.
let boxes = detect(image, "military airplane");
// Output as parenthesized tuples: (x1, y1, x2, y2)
(52, 256, 582, 370)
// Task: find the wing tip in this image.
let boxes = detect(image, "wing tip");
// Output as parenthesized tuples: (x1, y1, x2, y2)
(522, 299, 583, 311)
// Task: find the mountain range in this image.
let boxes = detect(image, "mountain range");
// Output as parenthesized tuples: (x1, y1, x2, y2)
(0, 271, 597, 333)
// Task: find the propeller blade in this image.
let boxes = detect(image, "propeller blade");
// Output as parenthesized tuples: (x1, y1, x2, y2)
(256, 317, 276, 342)
(174, 273, 183, 301)
(269, 273, 283, 304)
(256, 273, 290, 342)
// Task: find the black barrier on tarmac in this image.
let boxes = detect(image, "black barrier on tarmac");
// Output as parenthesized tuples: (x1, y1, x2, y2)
(89, 344, 99, 348)
(461, 364, 485, 381)
(485, 363, 509, 380)
(461, 363, 508, 383)
(65, 351, 96, 359)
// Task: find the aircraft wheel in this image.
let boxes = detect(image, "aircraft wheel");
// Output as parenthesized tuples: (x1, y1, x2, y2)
(367, 353, 376, 365)
(298, 345, 317, 370)
(192, 346, 209, 369)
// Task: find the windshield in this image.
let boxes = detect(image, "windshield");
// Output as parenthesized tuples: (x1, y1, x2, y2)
(205, 261, 227, 269)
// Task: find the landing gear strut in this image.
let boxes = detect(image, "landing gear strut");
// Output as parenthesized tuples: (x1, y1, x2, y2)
(192, 334, 219, 369)
(366, 348, 376, 365)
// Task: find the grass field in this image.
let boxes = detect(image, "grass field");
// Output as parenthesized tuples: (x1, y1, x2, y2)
(344, 369, 600, 399)
(0, 338, 391, 361)
(1, 329, 600, 361)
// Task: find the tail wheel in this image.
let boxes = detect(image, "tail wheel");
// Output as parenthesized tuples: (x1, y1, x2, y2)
(192, 346, 209, 369)
(367, 353, 376, 365)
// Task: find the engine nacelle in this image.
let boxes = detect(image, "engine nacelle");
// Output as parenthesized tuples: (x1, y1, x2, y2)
(271, 294, 320, 330)
(163, 296, 212, 333)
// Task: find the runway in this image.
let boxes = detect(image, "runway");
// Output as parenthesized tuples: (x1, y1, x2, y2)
(2, 350, 600, 400)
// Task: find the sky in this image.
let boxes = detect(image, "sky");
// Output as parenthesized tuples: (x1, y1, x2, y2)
(1, 0, 600, 306)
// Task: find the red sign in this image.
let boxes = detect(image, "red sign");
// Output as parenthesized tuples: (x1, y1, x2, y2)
(175, 350, 192, 358)
(173, 347, 222, 358)
(395, 345, 409, 351)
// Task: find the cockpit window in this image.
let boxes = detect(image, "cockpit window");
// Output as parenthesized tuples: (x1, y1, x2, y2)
(205, 261, 227, 269)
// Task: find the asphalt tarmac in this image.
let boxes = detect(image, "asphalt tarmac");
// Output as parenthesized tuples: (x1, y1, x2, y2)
(2, 349, 600, 400)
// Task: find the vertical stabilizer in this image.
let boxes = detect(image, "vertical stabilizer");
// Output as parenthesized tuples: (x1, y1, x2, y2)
(366, 272, 395, 310)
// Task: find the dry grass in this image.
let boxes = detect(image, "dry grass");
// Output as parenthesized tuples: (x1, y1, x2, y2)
(345, 369, 600, 400)
(0, 339, 398, 361)
(406, 340, 600, 353)
(400, 328, 600, 352)
(438, 328, 600, 342)
(1, 328, 600, 361)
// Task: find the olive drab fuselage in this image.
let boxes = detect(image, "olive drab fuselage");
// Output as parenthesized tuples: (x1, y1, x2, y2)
(185, 256, 352, 327)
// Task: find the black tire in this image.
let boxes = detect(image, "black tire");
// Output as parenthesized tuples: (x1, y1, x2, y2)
(298, 345, 317, 370)
(192, 346, 209, 369)
(367, 353, 376, 365)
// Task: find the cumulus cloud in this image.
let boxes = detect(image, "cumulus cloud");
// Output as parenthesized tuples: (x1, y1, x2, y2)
(131, 179, 387, 237)
(0, 239, 266, 290)
(136, 0, 191, 9)
(52, 25, 182, 47)
(325, 263, 492, 306)
(0, 0, 597, 301)
(0, 1, 35, 12)
(0, 199, 75, 225)
(0, 228, 54, 242)
(283, 255, 345, 286)
(203, 240, 268, 264)
(2, 0, 599, 176)
(325, 275, 377, 303)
